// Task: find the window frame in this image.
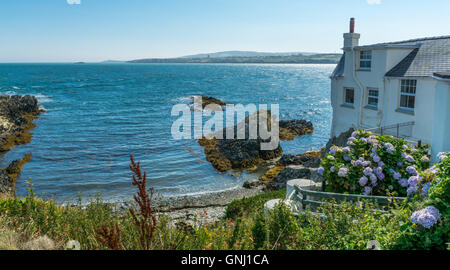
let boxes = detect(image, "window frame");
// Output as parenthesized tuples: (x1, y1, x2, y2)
(399, 79, 417, 111)
(366, 87, 379, 109)
(359, 50, 372, 71)
(343, 87, 355, 106)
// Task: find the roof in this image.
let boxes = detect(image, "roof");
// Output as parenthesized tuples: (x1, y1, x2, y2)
(434, 71, 450, 80)
(331, 35, 450, 79)
(330, 54, 345, 78)
(385, 37, 450, 77)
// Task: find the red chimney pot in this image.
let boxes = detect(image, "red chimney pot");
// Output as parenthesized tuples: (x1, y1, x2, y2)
(350, 18, 355, 33)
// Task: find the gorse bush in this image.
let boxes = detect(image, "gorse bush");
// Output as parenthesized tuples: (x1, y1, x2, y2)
(319, 130, 430, 196)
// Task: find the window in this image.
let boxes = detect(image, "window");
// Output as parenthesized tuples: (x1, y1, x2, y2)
(367, 88, 379, 108)
(360, 51, 372, 70)
(399, 79, 417, 110)
(344, 88, 354, 105)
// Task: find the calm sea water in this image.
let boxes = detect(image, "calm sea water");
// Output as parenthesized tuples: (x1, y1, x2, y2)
(0, 63, 334, 202)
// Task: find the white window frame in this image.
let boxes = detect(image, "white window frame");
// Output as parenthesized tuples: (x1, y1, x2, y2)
(399, 79, 417, 111)
(343, 87, 355, 106)
(359, 50, 372, 71)
(367, 88, 379, 109)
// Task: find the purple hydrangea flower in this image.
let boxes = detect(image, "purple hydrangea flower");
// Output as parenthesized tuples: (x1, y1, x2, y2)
(374, 167, 383, 175)
(372, 144, 379, 153)
(338, 168, 349, 177)
(359, 176, 368, 186)
(347, 137, 357, 142)
(342, 147, 351, 153)
(343, 155, 351, 161)
(406, 166, 418, 176)
(393, 171, 402, 180)
(398, 178, 408, 187)
(384, 143, 395, 154)
(408, 176, 419, 187)
(351, 131, 359, 138)
(411, 206, 441, 229)
(372, 154, 381, 163)
(370, 173, 377, 183)
(364, 186, 372, 195)
(330, 166, 336, 172)
(362, 161, 371, 167)
(397, 161, 404, 167)
(406, 155, 414, 162)
(377, 172, 385, 181)
(407, 186, 417, 196)
(318, 167, 324, 175)
(378, 161, 385, 167)
(363, 167, 373, 176)
(421, 182, 431, 197)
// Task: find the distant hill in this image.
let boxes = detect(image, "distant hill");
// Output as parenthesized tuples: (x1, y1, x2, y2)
(128, 51, 341, 64)
(180, 51, 316, 59)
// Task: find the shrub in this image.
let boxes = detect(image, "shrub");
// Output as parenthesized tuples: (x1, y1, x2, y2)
(224, 189, 285, 220)
(392, 153, 449, 250)
(319, 130, 430, 196)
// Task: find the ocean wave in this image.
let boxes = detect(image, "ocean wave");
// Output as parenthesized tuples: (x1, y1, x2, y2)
(34, 93, 53, 104)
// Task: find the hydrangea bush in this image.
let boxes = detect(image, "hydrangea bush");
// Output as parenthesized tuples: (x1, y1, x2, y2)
(392, 153, 449, 249)
(318, 130, 430, 196)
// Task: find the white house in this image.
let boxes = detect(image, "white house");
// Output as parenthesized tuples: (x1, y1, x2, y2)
(330, 18, 450, 160)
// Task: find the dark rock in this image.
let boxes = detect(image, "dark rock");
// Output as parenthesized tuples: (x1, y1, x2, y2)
(322, 128, 354, 158)
(279, 119, 314, 141)
(0, 171, 13, 194)
(268, 167, 312, 189)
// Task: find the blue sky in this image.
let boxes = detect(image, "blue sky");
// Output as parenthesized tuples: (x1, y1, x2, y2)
(0, 0, 449, 62)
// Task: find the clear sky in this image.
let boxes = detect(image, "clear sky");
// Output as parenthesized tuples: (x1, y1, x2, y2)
(1, 0, 449, 62)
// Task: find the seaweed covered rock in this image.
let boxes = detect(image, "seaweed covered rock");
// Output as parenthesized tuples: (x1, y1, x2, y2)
(0, 95, 42, 152)
(279, 119, 314, 141)
(322, 128, 354, 158)
(198, 110, 283, 172)
(278, 151, 323, 168)
(0, 154, 32, 195)
(190, 96, 226, 111)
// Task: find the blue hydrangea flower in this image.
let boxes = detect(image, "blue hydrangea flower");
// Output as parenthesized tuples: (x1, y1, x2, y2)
(363, 167, 373, 176)
(437, 152, 448, 162)
(343, 155, 351, 161)
(406, 166, 418, 176)
(370, 173, 377, 183)
(398, 178, 408, 187)
(421, 182, 431, 197)
(359, 176, 368, 186)
(342, 146, 351, 153)
(317, 167, 324, 175)
(338, 168, 349, 177)
(364, 186, 372, 195)
(407, 186, 417, 196)
(393, 171, 402, 180)
(411, 206, 441, 229)
(330, 166, 336, 172)
(397, 161, 403, 167)
(378, 161, 385, 167)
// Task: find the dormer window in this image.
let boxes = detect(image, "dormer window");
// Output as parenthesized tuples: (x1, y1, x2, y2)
(359, 50, 372, 70)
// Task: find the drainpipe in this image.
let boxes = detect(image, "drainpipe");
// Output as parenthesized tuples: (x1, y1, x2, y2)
(351, 48, 365, 128)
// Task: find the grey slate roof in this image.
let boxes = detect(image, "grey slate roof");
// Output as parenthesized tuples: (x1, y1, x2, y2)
(434, 71, 450, 79)
(385, 36, 450, 77)
(331, 36, 450, 79)
(330, 54, 345, 78)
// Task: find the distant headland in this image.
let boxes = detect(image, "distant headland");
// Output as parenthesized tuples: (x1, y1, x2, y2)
(103, 51, 342, 64)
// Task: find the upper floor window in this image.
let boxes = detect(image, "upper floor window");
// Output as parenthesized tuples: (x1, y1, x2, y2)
(359, 50, 372, 70)
(344, 87, 355, 106)
(367, 88, 379, 109)
(399, 79, 417, 111)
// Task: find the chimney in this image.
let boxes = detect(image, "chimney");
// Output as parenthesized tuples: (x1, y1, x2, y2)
(350, 18, 355, 33)
(343, 18, 360, 49)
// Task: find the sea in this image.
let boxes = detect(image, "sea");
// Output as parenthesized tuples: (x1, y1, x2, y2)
(0, 63, 335, 202)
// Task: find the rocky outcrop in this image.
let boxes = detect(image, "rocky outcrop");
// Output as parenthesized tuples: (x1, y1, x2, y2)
(0, 95, 42, 152)
(198, 110, 283, 172)
(279, 119, 314, 141)
(277, 150, 322, 168)
(268, 166, 312, 189)
(0, 154, 32, 195)
(322, 128, 354, 158)
(190, 96, 226, 111)
(0, 94, 41, 196)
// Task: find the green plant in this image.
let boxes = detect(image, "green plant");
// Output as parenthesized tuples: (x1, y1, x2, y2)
(319, 130, 430, 196)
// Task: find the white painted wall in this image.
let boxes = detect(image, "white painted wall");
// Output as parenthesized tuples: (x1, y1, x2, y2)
(331, 44, 450, 157)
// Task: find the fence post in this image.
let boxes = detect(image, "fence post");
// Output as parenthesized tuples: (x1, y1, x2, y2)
(418, 140, 422, 147)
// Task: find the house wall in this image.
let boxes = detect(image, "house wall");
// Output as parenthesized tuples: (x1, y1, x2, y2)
(384, 77, 437, 144)
(431, 80, 450, 160)
(330, 47, 415, 137)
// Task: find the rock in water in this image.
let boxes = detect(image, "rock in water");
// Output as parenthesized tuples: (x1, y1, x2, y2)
(0, 95, 42, 152)
(198, 110, 283, 172)
(279, 119, 314, 141)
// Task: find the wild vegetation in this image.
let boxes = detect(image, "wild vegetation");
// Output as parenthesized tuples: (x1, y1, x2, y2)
(0, 150, 447, 250)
